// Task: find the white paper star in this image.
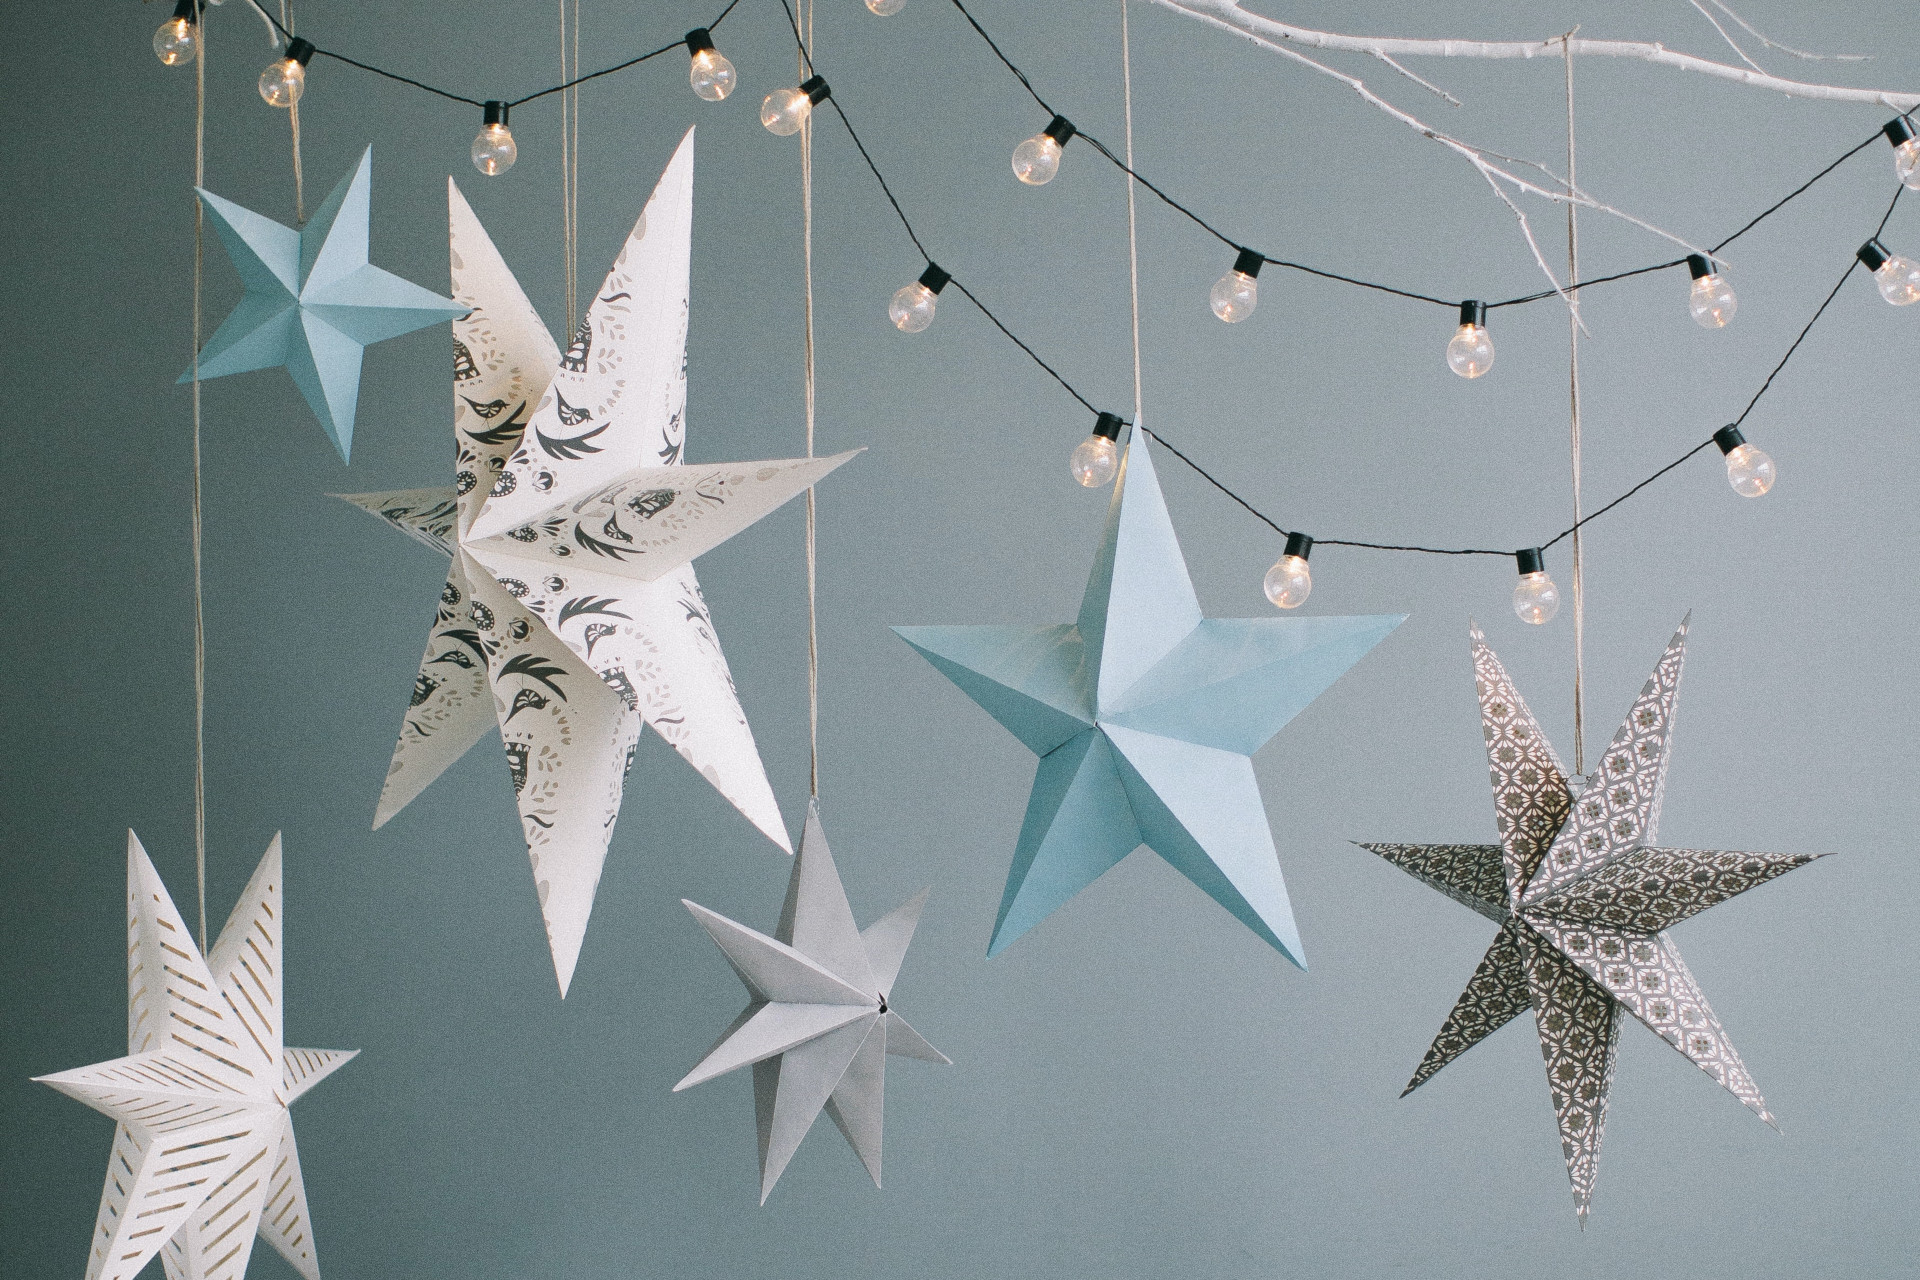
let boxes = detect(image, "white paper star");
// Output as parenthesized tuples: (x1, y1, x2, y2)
(36, 833, 354, 1280)
(340, 127, 858, 995)
(676, 802, 949, 1202)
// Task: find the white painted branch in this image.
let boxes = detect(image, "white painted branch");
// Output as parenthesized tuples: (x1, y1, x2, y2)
(1145, 0, 1919, 109)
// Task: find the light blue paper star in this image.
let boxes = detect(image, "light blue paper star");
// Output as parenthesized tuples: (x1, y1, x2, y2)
(181, 146, 468, 461)
(895, 435, 1405, 964)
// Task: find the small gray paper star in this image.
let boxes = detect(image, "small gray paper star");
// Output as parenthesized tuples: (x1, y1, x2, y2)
(676, 801, 949, 1202)
(1360, 617, 1829, 1221)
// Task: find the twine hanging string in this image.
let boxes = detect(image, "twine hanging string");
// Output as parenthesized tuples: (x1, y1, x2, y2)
(558, 0, 581, 335)
(800, 0, 820, 798)
(281, 1, 303, 222)
(1121, 0, 1143, 428)
(191, 2, 210, 952)
(1564, 32, 1586, 778)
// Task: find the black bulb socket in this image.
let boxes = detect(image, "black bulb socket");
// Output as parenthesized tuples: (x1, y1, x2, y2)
(1042, 115, 1076, 146)
(284, 36, 315, 67)
(1887, 117, 1917, 147)
(1713, 424, 1746, 455)
(1283, 531, 1312, 562)
(1231, 248, 1265, 279)
(916, 263, 951, 294)
(685, 27, 716, 55)
(172, 0, 201, 23)
(1686, 254, 1719, 280)
(1459, 300, 1487, 328)
(801, 75, 831, 105)
(1091, 412, 1123, 442)
(483, 100, 510, 128)
(1515, 547, 1545, 577)
(1859, 238, 1892, 272)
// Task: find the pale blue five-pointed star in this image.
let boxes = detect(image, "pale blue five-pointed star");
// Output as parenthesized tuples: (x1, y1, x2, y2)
(182, 146, 467, 461)
(894, 434, 1405, 963)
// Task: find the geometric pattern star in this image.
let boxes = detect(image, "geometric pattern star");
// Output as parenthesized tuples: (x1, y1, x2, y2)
(1359, 618, 1828, 1221)
(35, 833, 355, 1280)
(896, 434, 1404, 963)
(675, 801, 949, 1203)
(337, 128, 856, 997)
(183, 146, 468, 462)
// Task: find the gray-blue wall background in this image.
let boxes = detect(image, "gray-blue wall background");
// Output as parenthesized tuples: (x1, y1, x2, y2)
(4, 2, 1916, 1276)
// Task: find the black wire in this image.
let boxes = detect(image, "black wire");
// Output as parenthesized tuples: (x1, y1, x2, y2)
(1874, 181, 1907, 236)
(510, 41, 681, 108)
(945, 0, 1053, 114)
(1714, 130, 1883, 252)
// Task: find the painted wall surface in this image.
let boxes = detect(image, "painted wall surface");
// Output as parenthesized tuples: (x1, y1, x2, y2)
(3, 1, 1915, 1275)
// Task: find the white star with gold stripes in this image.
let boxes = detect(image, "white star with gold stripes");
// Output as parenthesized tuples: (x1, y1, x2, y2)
(35, 832, 354, 1280)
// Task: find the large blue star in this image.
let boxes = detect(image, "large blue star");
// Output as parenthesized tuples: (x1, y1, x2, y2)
(895, 436, 1404, 964)
(182, 147, 467, 462)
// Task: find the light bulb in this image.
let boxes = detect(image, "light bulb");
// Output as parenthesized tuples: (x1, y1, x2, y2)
(1013, 115, 1074, 186)
(1447, 300, 1494, 378)
(258, 38, 313, 108)
(153, 2, 197, 66)
(684, 29, 735, 101)
(868, 0, 907, 12)
(889, 263, 948, 333)
(1210, 249, 1264, 323)
(1861, 239, 1920, 305)
(1511, 549, 1559, 625)
(1886, 118, 1920, 191)
(1071, 413, 1123, 487)
(1686, 254, 1736, 329)
(1714, 425, 1774, 497)
(1263, 533, 1314, 609)
(472, 102, 516, 176)
(762, 77, 827, 136)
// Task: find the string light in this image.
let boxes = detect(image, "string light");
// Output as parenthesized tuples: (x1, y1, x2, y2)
(472, 101, 517, 176)
(1713, 425, 1775, 497)
(1447, 301, 1494, 378)
(1687, 254, 1737, 329)
(684, 28, 736, 102)
(890, 263, 950, 332)
(153, 0, 199, 66)
(1512, 548, 1559, 625)
(762, 76, 830, 136)
(1071, 412, 1123, 488)
(1263, 532, 1313, 609)
(868, 0, 908, 13)
(1012, 115, 1075, 186)
(1858, 238, 1920, 305)
(258, 37, 315, 108)
(1886, 117, 1920, 191)
(1210, 249, 1264, 323)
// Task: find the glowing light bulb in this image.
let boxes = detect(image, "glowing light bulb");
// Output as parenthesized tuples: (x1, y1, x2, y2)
(890, 263, 949, 333)
(1713, 425, 1774, 497)
(1511, 549, 1559, 625)
(1447, 300, 1494, 378)
(1013, 115, 1074, 186)
(1263, 533, 1314, 609)
(1686, 254, 1737, 329)
(762, 77, 828, 135)
(684, 29, 735, 101)
(1211, 248, 1263, 323)
(868, 0, 907, 12)
(1071, 413, 1123, 487)
(1886, 118, 1920, 191)
(1860, 238, 1920, 305)
(258, 37, 314, 108)
(472, 102, 516, 176)
(153, 1, 198, 66)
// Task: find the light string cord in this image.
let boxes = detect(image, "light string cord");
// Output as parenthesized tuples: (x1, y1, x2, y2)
(192, 2, 209, 951)
(800, 0, 820, 799)
(942, 0, 1895, 314)
(1565, 32, 1586, 776)
(772, 1, 1903, 562)
(1121, 0, 1144, 429)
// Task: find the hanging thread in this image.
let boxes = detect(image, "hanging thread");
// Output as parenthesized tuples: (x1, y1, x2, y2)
(1564, 32, 1586, 778)
(1121, 0, 1143, 428)
(800, 0, 820, 798)
(558, 0, 581, 334)
(282, 0, 303, 221)
(192, 0, 210, 952)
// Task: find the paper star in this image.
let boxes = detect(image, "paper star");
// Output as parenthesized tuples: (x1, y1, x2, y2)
(36, 833, 354, 1280)
(339, 128, 857, 996)
(185, 146, 468, 461)
(895, 434, 1403, 962)
(675, 801, 948, 1203)
(1359, 618, 1828, 1220)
